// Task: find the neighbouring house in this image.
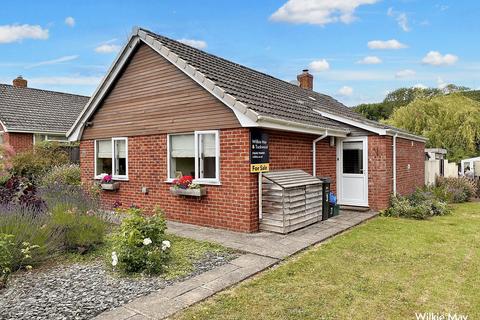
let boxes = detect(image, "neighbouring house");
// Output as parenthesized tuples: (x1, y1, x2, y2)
(424, 148, 458, 185)
(460, 156, 480, 177)
(0, 76, 89, 153)
(68, 27, 427, 233)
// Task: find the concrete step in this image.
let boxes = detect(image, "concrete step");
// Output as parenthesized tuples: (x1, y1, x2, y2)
(339, 205, 370, 212)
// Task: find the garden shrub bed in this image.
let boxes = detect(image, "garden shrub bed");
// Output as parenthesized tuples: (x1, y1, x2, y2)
(0, 233, 238, 320)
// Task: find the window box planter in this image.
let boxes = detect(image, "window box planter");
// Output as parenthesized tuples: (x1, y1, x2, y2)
(101, 182, 120, 191)
(170, 187, 206, 197)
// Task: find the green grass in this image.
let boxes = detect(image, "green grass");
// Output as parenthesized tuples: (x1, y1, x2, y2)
(174, 202, 480, 320)
(58, 232, 234, 280)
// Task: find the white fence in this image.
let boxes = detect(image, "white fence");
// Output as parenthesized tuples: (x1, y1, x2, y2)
(425, 159, 458, 185)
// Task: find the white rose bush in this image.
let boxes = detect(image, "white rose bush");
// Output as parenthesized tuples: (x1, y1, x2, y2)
(110, 207, 171, 274)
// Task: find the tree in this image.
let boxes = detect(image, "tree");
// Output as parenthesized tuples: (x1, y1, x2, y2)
(354, 87, 444, 121)
(386, 94, 480, 162)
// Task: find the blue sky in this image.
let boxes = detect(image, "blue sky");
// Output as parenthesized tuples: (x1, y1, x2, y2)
(1, 0, 479, 106)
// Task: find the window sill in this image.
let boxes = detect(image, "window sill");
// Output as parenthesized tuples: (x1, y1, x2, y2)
(94, 176, 129, 182)
(164, 179, 221, 186)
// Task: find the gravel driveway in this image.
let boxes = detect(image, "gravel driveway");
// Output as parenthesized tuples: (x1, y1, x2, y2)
(0, 252, 238, 320)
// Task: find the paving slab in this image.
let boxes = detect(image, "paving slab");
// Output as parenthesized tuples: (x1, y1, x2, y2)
(95, 210, 377, 320)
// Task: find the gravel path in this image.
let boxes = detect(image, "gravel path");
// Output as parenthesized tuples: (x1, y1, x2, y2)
(0, 252, 238, 320)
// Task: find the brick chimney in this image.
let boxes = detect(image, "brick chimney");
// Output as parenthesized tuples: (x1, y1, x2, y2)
(297, 69, 313, 90)
(13, 76, 27, 88)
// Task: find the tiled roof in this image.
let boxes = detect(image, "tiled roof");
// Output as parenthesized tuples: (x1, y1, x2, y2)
(144, 28, 404, 134)
(0, 84, 89, 133)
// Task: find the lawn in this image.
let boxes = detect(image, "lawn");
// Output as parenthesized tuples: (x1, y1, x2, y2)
(174, 202, 480, 320)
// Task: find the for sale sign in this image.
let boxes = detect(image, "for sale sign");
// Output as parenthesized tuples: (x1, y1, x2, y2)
(250, 129, 269, 173)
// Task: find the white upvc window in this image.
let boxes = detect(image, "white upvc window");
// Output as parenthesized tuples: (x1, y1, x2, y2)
(167, 130, 220, 184)
(94, 137, 128, 180)
(34, 133, 68, 144)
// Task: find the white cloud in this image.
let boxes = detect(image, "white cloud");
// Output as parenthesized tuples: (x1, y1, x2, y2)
(29, 76, 102, 86)
(437, 77, 447, 89)
(338, 86, 353, 96)
(95, 43, 121, 54)
(177, 38, 207, 49)
(413, 83, 427, 89)
(309, 59, 330, 72)
(0, 24, 49, 43)
(387, 7, 410, 32)
(395, 69, 416, 78)
(270, 0, 379, 26)
(357, 56, 382, 64)
(26, 55, 79, 69)
(368, 39, 407, 50)
(422, 51, 458, 66)
(65, 17, 75, 27)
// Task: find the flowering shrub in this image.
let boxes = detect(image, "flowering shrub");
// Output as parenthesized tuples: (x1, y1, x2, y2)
(0, 176, 46, 211)
(110, 207, 171, 274)
(172, 176, 199, 190)
(0, 233, 40, 288)
(10, 142, 70, 183)
(40, 164, 81, 187)
(435, 177, 477, 203)
(50, 204, 106, 253)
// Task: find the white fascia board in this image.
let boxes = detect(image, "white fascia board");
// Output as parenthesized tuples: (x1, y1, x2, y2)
(385, 129, 428, 143)
(0, 120, 8, 133)
(315, 109, 387, 135)
(315, 109, 427, 142)
(256, 115, 348, 137)
(8, 129, 66, 135)
(67, 34, 142, 141)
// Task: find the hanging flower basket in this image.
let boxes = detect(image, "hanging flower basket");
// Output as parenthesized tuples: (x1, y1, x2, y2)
(170, 176, 206, 197)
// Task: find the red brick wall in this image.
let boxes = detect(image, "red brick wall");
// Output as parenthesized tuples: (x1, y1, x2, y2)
(368, 135, 393, 211)
(396, 138, 425, 196)
(368, 136, 425, 211)
(80, 128, 424, 231)
(315, 138, 337, 193)
(80, 128, 338, 232)
(268, 130, 337, 191)
(4, 132, 33, 153)
(81, 128, 259, 232)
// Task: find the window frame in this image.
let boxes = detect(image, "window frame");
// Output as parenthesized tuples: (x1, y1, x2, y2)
(94, 137, 129, 181)
(166, 130, 220, 185)
(33, 133, 69, 144)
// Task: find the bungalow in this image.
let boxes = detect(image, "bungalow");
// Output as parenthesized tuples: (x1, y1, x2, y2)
(0, 76, 89, 153)
(68, 27, 426, 233)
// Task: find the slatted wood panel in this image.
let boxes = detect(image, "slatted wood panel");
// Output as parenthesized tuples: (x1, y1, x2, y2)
(260, 170, 323, 234)
(82, 44, 240, 140)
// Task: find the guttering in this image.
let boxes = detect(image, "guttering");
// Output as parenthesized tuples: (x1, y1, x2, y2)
(316, 110, 428, 142)
(256, 115, 348, 137)
(7, 129, 66, 135)
(393, 133, 397, 195)
(313, 132, 328, 177)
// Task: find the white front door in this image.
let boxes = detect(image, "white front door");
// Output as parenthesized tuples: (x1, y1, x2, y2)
(337, 137, 368, 206)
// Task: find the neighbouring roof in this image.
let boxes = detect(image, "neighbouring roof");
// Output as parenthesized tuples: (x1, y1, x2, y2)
(68, 27, 426, 142)
(425, 148, 447, 155)
(0, 84, 89, 134)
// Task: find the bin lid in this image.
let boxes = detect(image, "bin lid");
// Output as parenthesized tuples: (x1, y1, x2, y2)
(263, 170, 323, 188)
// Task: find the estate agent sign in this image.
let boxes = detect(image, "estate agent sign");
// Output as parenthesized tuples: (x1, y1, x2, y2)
(250, 129, 269, 173)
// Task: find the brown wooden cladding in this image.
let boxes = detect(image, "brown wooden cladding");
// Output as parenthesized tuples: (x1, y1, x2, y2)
(82, 43, 240, 140)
